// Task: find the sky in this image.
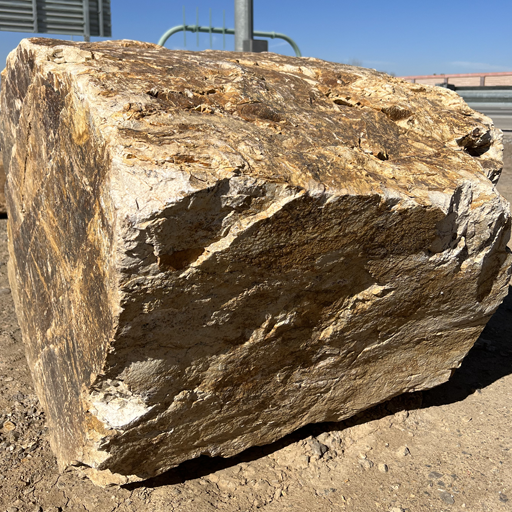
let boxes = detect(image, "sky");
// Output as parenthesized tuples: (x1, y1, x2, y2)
(0, 0, 511, 77)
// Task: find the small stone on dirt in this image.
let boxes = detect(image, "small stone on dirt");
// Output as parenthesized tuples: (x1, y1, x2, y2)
(439, 491, 455, 504)
(358, 458, 374, 470)
(306, 437, 329, 458)
(395, 445, 410, 457)
(378, 463, 389, 473)
(2, 420, 16, 432)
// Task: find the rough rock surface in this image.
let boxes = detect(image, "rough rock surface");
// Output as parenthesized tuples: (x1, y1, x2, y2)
(1, 38, 510, 484)
(0, 153, 6, 215)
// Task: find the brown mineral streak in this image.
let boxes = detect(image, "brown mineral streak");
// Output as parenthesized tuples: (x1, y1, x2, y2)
(1, 38, 511, 485)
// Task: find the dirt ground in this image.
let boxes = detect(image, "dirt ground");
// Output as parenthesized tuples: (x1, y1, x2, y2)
(0, 135, 512, 512)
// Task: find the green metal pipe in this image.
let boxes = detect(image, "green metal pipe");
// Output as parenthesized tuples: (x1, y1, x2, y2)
(258, 30, 301, 58)
(157, 25, 302, 58)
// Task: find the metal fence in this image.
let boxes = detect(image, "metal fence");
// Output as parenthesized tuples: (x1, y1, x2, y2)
(0, 0, 111, 39)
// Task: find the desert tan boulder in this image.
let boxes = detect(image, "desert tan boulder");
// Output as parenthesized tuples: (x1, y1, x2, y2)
(1, 38, 510, 485)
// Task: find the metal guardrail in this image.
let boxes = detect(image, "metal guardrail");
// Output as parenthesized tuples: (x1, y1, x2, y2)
(454, 86, 512, 104)
(437, 86, 512, 131)
(437, 85, 512, 108)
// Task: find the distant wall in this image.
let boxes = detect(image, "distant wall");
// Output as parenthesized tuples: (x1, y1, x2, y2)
(400, 72, 512, 87)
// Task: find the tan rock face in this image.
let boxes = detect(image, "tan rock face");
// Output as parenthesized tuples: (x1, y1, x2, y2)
(0, 152, 5, 215)
(1, 38, 511, 484)
(0, 165, 5, 215)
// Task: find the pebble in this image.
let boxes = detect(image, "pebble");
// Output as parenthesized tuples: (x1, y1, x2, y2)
(358, 458, 374, 470)
(378, 463, 389, 473)
(2, 421, 16, 432)
(307, 438, 329, 457)
(390, 507, 404, 512)
(207, 473, 219, 483)
(6, 507, 19, 512)
(395, 446, 410, 457)
(439, 491, 455, 504)
(299, 454, 310, 467)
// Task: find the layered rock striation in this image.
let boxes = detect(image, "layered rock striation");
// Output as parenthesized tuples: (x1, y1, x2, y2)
(1, 39, 510, 484)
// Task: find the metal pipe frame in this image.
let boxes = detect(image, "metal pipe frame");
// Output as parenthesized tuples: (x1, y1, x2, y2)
(158, 25, 302, 58)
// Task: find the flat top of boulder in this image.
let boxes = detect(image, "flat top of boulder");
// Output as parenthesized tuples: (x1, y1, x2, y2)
(4, 39, 503, 215)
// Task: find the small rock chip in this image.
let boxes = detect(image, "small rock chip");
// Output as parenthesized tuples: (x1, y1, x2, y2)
(439, 491, 455, 504)
(396, 445, 410, 457)
(317, 488, 336, 496)
(358, 458, 374, 470)
(300, 454, 311, 467)
(207, 473, 220, 483)
(428, 471, 443, 479)
(378, 463, 389, 473)
(390, 507, 404, 512)
(3, 421, 16, 432)
(307, 437, 329, 457)
(6, 507, 19, 512)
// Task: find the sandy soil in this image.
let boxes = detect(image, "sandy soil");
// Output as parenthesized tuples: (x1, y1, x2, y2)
(0, 135, 511, 512)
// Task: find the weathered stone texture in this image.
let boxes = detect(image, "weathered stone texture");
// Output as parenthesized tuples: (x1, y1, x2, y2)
(1, 39, 511, 484)
(0, 150, 6, 214)
(0, 162, 5, 215)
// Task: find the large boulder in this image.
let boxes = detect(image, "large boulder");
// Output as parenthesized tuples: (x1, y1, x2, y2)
(1, 39, 510, 484)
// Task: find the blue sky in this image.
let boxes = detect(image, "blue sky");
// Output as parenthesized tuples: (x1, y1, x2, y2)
(0, 0, 511, 77)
